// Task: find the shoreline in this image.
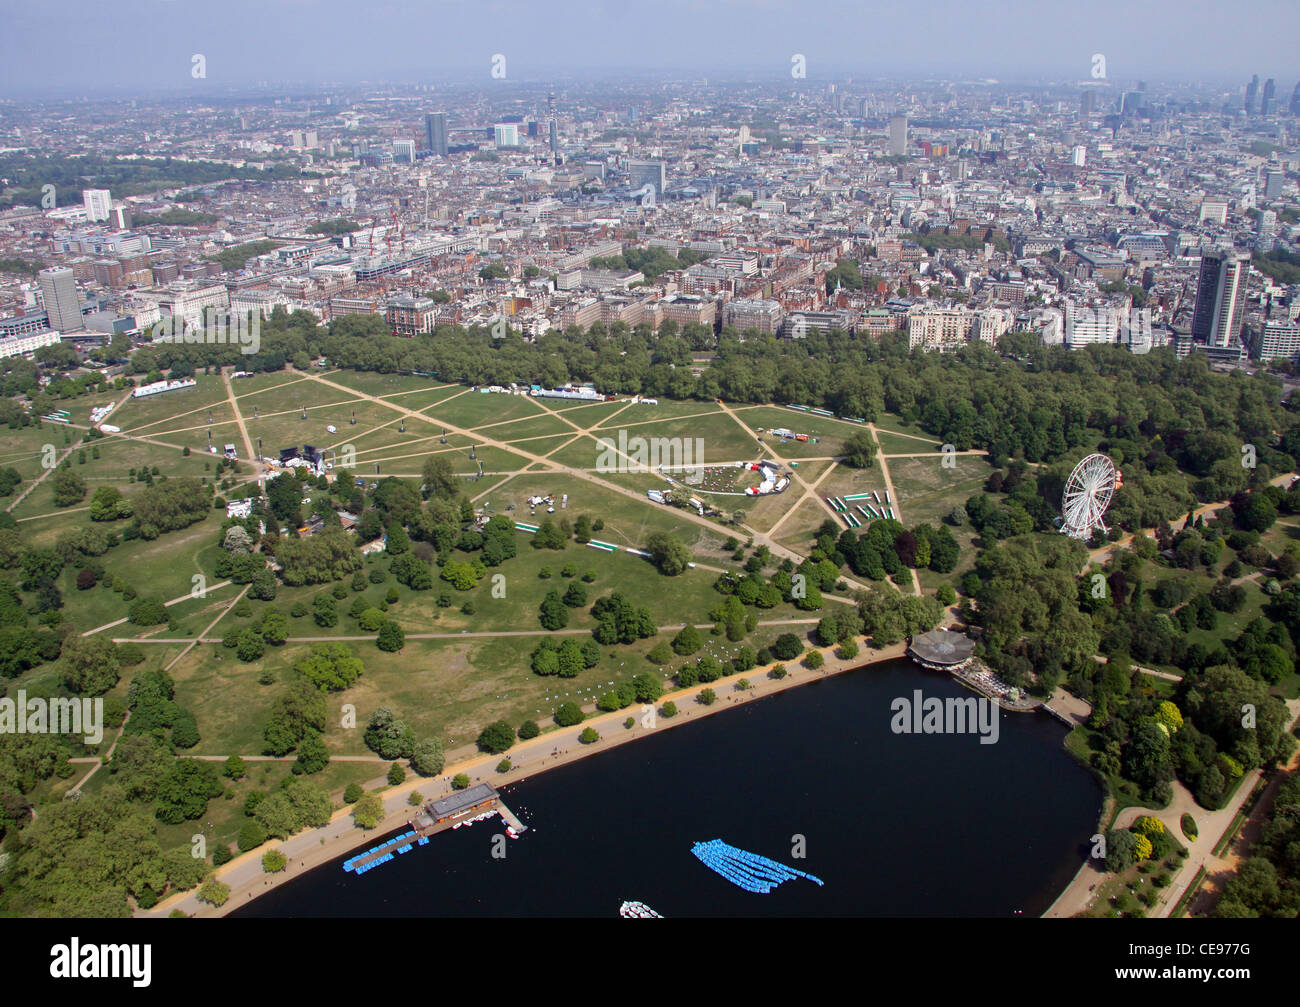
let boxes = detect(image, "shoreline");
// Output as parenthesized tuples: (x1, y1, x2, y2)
(142, 639, 911, 918)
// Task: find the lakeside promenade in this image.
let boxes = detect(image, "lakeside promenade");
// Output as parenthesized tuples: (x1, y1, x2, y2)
(142, 640, 909, 918)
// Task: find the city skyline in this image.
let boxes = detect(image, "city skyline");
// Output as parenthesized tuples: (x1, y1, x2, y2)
(3, 0, 1300, 95)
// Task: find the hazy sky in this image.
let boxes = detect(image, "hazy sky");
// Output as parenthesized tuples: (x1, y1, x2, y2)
(2, 0, 1298, 95)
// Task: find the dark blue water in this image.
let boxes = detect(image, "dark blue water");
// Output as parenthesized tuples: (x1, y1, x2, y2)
(233, 660, 1101, 917)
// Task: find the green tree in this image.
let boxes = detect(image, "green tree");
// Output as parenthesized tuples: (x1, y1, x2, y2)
(295, 730, 330, 774)
(645, 532, 693, 575)
(672, 624, 703, 655)
(51, 468, 87, 507)
(353, 792, 384, 829)
(538, 589, 569, 630)
(410, 737, 445, 776)
(842, 431, 877, 469)
(376, 620, 405, 651)
(198, 877, 230, 907)
(59, 635, 121, 695)
(476, 720, 515, 754)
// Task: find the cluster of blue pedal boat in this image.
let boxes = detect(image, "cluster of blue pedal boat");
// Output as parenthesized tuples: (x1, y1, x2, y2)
(343, 830, 430, 876)
(691, 839, 824, 894)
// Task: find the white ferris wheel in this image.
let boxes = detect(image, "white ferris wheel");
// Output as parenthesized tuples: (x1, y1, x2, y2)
(1060, 453, 1122, 540)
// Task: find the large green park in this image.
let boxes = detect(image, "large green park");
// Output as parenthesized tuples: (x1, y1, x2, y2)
(5, 314, 1300, 916)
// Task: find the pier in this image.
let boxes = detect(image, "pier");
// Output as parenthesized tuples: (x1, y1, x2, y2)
(497, 800, 528, 834)
(344, 783, 524, 876)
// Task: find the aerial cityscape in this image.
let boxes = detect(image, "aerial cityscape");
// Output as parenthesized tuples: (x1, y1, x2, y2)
(0, 0, 1295, 963)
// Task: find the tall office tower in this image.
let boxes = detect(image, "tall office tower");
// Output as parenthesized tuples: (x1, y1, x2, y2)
(1266, 168, 1284, 197)
(1080, 88, 1096, 117)
(888, 115, 908, 155)
(1072, 145, 1087, 167)
(424, 112, 448, 156)
(393, 138, 416, 163)
(1121, 90, 1147, 116)
(1245, 75, 1260, 114)
(546, 93, 559, 161)
(82, 188, 111, 222)
(1262, 78, 1277, 115)
(1258, 210, 1278, 252)
(37, 267, 84, 333)
(626, 159, 666, 195)
(1292, 82, 1300, 116)
(1191, 249, 1250, 347)
(493, 123, 519, 148)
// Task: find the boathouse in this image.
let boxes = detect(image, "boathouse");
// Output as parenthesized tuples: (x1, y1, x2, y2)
(424, 784, 500, 826)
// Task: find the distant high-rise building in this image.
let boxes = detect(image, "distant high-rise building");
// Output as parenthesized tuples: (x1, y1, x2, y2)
(1262, 78, 1277, 115)
(1072, 145, 1087, 167)
(1246, 74, 1260, 114)
(626, 159, 666, 195)
(1080, 89, 1096, 117)
(424, 112, 448, 156)
(888, 115, 908, 155)
(110, 204, 132, 230)
(82, 188, 111, 222)
(37, 267, 84, 333)
(392, 138, 416, 163)
(1258, 209, 1278, 252)
(493, 123, 519, 148)
(1291, 82, 1300, 116)
(1265, 168, 1284, 198)
(1191, 248, 1249, 347)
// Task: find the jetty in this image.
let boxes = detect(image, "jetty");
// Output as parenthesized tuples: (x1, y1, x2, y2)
(343, 783, 527, 876)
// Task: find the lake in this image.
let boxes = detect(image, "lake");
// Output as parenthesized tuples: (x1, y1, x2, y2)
(233, 658, 1102, 917)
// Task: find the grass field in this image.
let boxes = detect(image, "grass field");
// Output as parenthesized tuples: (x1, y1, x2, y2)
(887, 454, 993, 528)
(0, 370, 988, 843)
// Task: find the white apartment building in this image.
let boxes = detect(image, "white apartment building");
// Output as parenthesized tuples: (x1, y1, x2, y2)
(723, 298, 784, 334)
(907, 305, 973, 351)
(1064, 299, 1129, 348)
(1259, 320, 1300, 363)
(0, 329, 62, 359)
(151, 282, 231, 325)
(82, 189, 112, 223)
